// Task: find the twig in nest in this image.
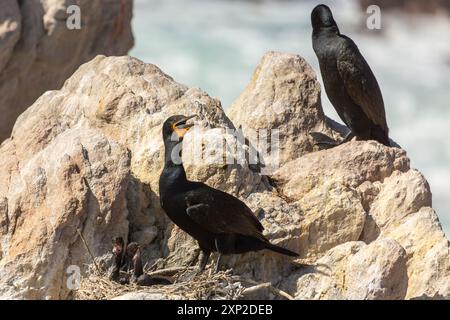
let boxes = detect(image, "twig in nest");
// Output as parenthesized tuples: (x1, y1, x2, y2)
(76, 228, 102, 275)
(241, 282, 294, 300)
(147, 266, 196, 277)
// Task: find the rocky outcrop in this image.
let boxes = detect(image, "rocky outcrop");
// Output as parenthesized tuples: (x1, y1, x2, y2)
(228, 51, 344, 169)
(0, 54, 259, 299)
(0, 0, 134, 142)
(0, 52, 448, 300)
(289, 239, 408, 300)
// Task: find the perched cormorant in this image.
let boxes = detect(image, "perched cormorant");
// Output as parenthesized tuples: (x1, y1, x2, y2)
(159, 115, 298, 273)
(311, 4, 390, 146)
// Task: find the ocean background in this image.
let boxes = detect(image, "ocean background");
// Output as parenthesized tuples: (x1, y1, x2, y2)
(130, 0, 450, 236)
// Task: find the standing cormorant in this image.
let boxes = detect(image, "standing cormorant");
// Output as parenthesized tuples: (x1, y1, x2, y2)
(311, 4, 390, 146)
(159, 115, 298, 273)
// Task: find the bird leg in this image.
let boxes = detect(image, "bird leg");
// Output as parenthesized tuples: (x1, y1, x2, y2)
(214, 254, 223, 273)
(339, 131, 355, 144)
(310, 131, 354, 148)
(198, 250, 210, 273)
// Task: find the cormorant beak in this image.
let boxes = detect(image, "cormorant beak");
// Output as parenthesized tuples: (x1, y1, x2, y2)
(173, 114, 197, 139)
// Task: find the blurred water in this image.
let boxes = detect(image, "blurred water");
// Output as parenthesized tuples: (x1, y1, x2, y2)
(131, 0, 450, 236)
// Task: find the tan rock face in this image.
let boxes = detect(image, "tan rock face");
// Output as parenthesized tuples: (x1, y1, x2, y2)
(0, 55, 261, 298)
(228, 51, 343, 168)
(272, 141, 410, 201)
(380, 207, 450, 299)
(0, 0, 134, 142)
(272, 142, 448, 299)
(0, 52, 448, 300)
(293, 240, 408, 300)
(0, 128, 131, 299)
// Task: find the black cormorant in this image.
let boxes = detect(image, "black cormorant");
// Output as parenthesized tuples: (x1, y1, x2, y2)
(159, 115, 298, 273)
(311, 4, 390, 146)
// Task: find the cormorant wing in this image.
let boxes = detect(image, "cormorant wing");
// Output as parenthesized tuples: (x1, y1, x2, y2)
(184, 184, 265, 239)
(336, 36, 389, 133)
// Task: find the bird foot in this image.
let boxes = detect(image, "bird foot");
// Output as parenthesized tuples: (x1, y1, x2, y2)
(310, 131, 353, 148)
(310, 132, 339, 148)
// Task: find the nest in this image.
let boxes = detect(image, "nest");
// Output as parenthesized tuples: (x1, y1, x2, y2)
(74, 263, 294, 300)
(74, 263, 246, 300)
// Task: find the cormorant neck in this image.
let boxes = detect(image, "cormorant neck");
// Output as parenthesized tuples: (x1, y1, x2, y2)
(133, 249, 143, 277)
(163, 137, 184, 168)
(160, 136, 188, 195)
(313, 25, 340, 37)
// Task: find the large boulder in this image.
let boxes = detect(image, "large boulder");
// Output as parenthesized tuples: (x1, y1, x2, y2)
(0, 54, 261, 299)
(0, 0, 134, 142)
(0, 52, 448, 300)
(0, 128, 131, 299)
(289, 239, 408, 300)
(272, 141, 448, 299)
(228, 51, 344, 168)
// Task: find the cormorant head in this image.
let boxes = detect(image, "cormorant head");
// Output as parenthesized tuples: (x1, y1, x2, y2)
(311, 4, 338, 31)
(162, 114, 197, 142)
(112, 237, 124, 256)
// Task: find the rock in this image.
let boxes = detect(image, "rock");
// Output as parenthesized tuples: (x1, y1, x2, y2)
(292, 239, 408, 300)
(0, 128, 131, 299)
(228, 51, 344, 170)
(368, 170, 432, 233)
(131, 226, 158, 246)
(0, 54, 261, 299)
(0, 51, 448, 300)
(273, 140, 448, 299)
(295, 180, 366, 261)
(272, 140, 410, 201)
(381, 207, 450, 299)
(359, 169, 449, 298)
(0, 0, 134, 142)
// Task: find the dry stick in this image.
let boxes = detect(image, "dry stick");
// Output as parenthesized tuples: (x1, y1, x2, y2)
(76, 228, 102, 275)
(147, 266, 196, 277)
(240, 282, 294, 300)
(269, 286, 295, 300)
(232, 276, 295, 300)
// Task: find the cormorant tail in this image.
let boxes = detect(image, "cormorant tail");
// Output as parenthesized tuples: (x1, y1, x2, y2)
(266, 243, 299, 257)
